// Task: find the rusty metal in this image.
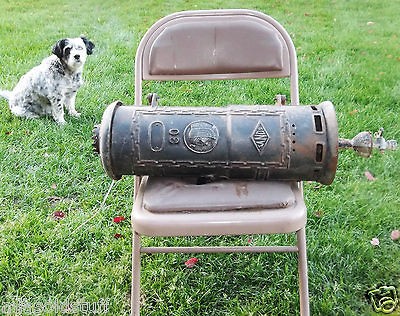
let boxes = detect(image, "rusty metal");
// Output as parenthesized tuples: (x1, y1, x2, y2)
(147, 93, 159, 107)
(93, 100, 340, 184)
(338, 128, 397, 157)
(274, 94, 287, 106)
(338, 131, 373, 158)
(373, 128, 397, 152)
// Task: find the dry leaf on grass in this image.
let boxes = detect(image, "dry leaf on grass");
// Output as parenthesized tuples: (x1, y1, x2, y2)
(113, 216, 126, 223)
(390, 230, 400, 241)
(184, 257, 198, 268)
(314, 210, 324, 218)
(364, 171, 376, 181)
(52, 211, 65, 221)
(370, 238, 380, 246)
(349, 109, 359, 115)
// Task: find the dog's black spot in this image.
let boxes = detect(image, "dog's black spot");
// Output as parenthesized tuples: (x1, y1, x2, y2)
(52, 39, 69, 59)
(80, 36, 95, 55)
(73, 73, 81, 82)
(49, 59, 65, 75)
(64, 47, 72, 59)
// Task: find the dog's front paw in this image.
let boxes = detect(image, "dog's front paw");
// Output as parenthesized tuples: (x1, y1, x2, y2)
(56, 118, 67, 125)
(70, 111, 81, 118)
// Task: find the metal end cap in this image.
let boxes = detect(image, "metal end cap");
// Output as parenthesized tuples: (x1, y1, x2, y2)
(92, 124, 100, 155)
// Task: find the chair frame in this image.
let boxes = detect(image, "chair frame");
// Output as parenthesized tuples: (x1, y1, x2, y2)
(131, 9, 309, 316)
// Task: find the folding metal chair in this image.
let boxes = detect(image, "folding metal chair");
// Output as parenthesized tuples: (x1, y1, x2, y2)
(131, 9, 309, 315)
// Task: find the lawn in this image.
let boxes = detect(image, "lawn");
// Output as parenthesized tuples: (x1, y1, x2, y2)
(0, 0, 399, 315)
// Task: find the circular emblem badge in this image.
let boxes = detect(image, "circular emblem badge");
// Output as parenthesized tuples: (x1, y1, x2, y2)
(183, 120, 219, 153)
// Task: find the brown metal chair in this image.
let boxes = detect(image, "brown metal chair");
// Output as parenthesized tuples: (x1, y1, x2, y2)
(131, 9, 309, 315)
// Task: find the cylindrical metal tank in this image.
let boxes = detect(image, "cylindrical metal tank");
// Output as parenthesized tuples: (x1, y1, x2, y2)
(93, 101, 338, 184)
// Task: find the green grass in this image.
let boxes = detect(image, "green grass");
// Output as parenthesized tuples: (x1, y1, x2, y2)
(0, 0, 399, 315)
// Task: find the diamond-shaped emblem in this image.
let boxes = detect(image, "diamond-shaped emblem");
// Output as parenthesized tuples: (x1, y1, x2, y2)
(251, 121, 270, 154)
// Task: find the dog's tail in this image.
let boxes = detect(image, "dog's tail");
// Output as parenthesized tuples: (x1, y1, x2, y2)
(0, 90, 11, 100)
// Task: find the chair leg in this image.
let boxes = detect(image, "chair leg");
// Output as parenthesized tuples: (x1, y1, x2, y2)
(131, 231, 141, 316)
(297, 227, 310, 316)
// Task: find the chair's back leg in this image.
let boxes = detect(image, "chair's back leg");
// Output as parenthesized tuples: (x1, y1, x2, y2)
(132, 231, 141, 316)
(297, 227, 310, 316)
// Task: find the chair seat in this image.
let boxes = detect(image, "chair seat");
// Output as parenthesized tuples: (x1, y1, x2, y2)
(132, 176, 306, 236)
(143, 177, 297, 212)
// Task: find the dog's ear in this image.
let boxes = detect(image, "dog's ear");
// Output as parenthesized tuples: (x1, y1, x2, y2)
(52, 39, 68, 59)
(81, 36, 95, 55)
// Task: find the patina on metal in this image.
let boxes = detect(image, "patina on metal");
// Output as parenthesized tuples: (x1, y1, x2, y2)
(338, 128, 397, 158)
(93, 100, 340, 184)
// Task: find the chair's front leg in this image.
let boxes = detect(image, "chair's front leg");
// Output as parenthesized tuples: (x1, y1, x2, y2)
(132, 231, 141, 316)
(297, 227, 310, 316)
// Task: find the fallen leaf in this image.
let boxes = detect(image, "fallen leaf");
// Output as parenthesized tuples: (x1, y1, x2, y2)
(5, 131, 13, 136)
(390, 230, 400, 241)
(52, 211, 65, 221)
(184, 257, 198, 268)
(364, 171, 376, 181)
(51, 183, 57, 190)
(349, 109, 359, 115)
(370, 238, 380, 246)
(114, 233, 123, 239)
(113, 216, 126, 223)
(314, 210, 323, 218)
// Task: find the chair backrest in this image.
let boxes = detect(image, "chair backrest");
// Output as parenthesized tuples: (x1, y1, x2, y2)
(135, 9, 299, 105)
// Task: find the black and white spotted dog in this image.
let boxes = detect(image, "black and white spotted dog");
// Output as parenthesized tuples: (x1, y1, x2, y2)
(0, 36, 95, 124)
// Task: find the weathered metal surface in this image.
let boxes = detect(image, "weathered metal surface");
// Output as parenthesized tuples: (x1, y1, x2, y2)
(338, 131, 373, 158)
(338, 128, 397, 157)
(93, 101, 339, 184)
